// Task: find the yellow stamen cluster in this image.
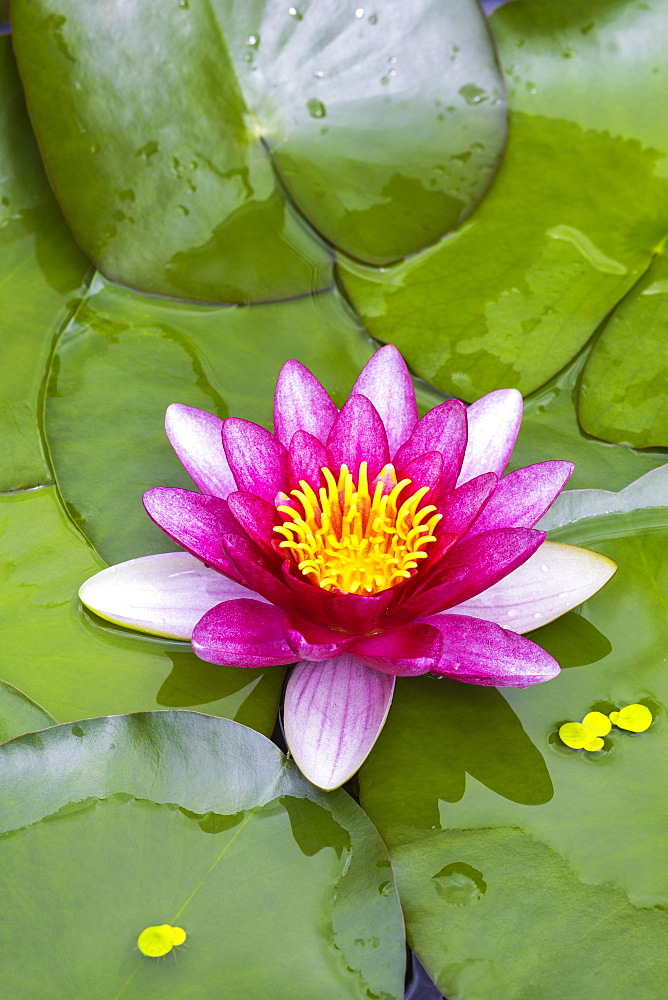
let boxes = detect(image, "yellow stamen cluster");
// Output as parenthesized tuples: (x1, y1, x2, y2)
(274, 462, 441, 594)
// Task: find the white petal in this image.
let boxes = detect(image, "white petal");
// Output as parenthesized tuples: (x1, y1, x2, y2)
(441, 541, 617, 634)
(79, 552, 262, 640)
(458, 388, 523, 484)
(284, 655, 395, 790)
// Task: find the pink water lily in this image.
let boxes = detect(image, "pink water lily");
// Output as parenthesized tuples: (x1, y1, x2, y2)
(79, 347, 616, 789)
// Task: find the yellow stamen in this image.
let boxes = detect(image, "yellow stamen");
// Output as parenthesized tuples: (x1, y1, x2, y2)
(275, 462, 441, 594)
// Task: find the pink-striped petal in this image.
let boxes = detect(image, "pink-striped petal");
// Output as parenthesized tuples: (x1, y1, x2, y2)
(350, 345, 418, 456)
(423, 613, 560, 687)
(289, 430, 328, 489)
(444, 541, 617, 633)
(79, 552, 260, 639)
(143, 487, 241, 578)
(165, 404, 236, 499)
(351, 622, 443, 676)
(458, 389, 523, 485)
(274, 360, 338, 446)
(394, 399, 468, 492)
(327, 394, 390, 480)
(284, 655, 395, 790)
(222, 417, 289, 503)
(192, 598, 295, 667)
(466, 461, 574, 536)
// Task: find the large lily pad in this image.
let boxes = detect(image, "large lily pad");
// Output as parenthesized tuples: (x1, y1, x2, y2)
(44, 274, 374, 564)
(339, 0, 668, 407)
(0, 485, 285, 729)
(0, 711, 405, 998)
(11, 0, 505, 302)
(358, 476, 668, 1000)
(0, 36, 89, 490)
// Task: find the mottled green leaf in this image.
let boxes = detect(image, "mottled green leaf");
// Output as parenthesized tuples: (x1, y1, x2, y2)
(579, 252, 668, 447)
(45, 274, 374, 563)
(509, 352, 668, 491)
(11, 0, 505, 301)
(0, 36, 89, 490)
(0, 711, 405, 998)
(339, 0, 668, 400)
(359, 484, 668, 1000)
(0, 486, 285, 729)
(0, 678, 55, 743)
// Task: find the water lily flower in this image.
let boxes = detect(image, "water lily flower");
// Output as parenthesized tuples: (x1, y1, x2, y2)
(79, 347, 616, 789)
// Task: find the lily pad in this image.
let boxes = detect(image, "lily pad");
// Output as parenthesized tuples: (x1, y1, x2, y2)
(11, 0, 505, 301)
(0, 679, 55, 743)
(579, 252, 668, 447)
(0, 711, 405, 998)
(339, 0, 668, 401)
(0, 485, 285, 729)
(44, 274, 374, 563)
(0, 36, 89, 490)
(358, 478, 668, 1000)
(509, 352, 668, 492)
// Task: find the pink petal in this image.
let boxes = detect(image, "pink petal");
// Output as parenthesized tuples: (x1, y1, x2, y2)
(466, 461, 574, 536)
(437, 473, 497, 536)
(445, 541, 617, 633)
(399, 451, 443, 494)
(192, 598, 295, 667)
(398, 527, 545, 619)
(458, 389, 523, 485)
(143, 487, 242, 579)
(351, 622, 443, 676)
(350, 345, 418, 456)
(222, 534, 296, 611)
(394, 399, 468, 492)
(79, 552, 261, 639)
(226, 491, 279, 554)
(165, 404, 236, 499)
(289, 430, 328, 489)
(326, 394, 390, 480)
(423, 613, 560, 686)
(222, 417, 289, 503)
(283, 655, 395, 790)
(284, 617, 355, 661)
(274, 360, 338, 446)
(280, 563, 396, 634)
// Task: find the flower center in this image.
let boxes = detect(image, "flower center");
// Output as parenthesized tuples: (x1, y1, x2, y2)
(274, 462, 441, 594)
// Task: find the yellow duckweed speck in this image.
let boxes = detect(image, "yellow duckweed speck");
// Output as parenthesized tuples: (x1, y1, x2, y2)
(137, 924, 187, 957)
(609, 703, 653, 733)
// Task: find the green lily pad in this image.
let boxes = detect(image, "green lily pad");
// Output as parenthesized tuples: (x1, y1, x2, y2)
(358, 484, 668, 1000)
(509, 351, 668, 492)
(11, 0, 505, 302)
(0, 485, 285, 729)
(339, 0, 668, 401)
(0, 711, 405, 998)
(579, 251, 668, 447)
(0, 36, 89, 490)
(0, 679, 55, 743)
(44, 273, 374, 563)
